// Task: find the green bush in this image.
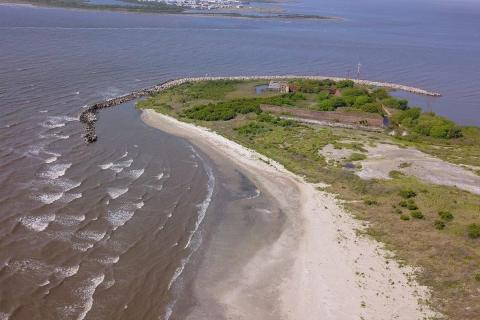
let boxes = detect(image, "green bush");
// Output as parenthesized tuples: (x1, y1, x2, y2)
(381, 97, 408, 110)
(438, 211, 454, 222)
(434, 220, 446, 230)
(399, 189, 416, 199)
(371, 88, 389, 100)
(318, 99, 336, 111)
(407, 203, 418, 211)
(399, 200, 408, 208)
(348, 153, 367, 161)
(475, 272, 480, 282)
(410, 211, 425, 219)
(336, 80, 355, 88)
(364, 199, 378, 206)
(234, 122, 271, 136)
(467, 223, 480, 239)
(400, 214, 410, 221)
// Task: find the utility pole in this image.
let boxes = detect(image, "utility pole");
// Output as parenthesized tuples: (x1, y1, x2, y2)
(356, 62, 362, 80)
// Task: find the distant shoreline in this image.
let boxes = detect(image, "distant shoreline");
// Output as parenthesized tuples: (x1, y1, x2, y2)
(0, 1, 338, 20)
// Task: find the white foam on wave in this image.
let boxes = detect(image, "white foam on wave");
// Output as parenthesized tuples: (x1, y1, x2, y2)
(76, 230, 106, 242)
(106, 208, 134, 230)
(184, 152, 215, 249)
(61, 193, 82, 203)
(55, 214, 85, 227)
(39, 132, 70, 141)
(164, 147, 215, 314)
(135, 201, 144, 209)
(47, 178, 81, 192)
(120, 151, 128, 158)
(156, 172, 164, 180)
(39, 110, 48, 113)
(107, 187, 128, 200)
(72, 242, 94, 252)
(126, 168, 144, 179)
(55, 265, 80, 278)
(75, 274, 105, 320)
(40, 163, 72, 180)
(99, 159, 133, 173)
(41, 115, 78, 129)
(35, 192, 64, 204)
(44, 156, 57, 164)
(19, 213, 56, 232)
(99, 162, 113, 170)
(97, 255, 120, 265)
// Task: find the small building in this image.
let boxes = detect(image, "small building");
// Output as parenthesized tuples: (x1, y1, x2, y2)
(268, 80, 290, 93)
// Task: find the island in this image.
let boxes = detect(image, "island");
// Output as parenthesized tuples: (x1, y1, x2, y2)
(135, 77, 480, 319)
(1, 0, 337, 20)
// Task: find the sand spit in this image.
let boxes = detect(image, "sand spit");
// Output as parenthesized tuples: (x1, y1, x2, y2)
(141, 109, 436, 320)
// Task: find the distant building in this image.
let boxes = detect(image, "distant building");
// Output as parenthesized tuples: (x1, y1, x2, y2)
(268, 80, 290, 93)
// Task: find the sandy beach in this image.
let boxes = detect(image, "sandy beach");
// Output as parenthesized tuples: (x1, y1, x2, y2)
(141, 109, 435, 320)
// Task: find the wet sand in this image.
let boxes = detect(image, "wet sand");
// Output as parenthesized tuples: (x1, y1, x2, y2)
(141, 109, 436, 320)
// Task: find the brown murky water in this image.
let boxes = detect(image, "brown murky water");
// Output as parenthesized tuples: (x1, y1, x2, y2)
(1, 1, 480, 318)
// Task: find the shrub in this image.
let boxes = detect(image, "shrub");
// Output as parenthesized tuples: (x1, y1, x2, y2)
(389, 170, 405, 178)
(399, 200, 408, 208)
(475, 272, 480, 282)
(434, 220, 446, 230)
(364, 199, 378, 206)
(348, 153, 367, 161)
(407, 203, 418, 211)
(372, 88, 389, 99)
(399, 189, 416, 199)
(234, 122, 270, 136)
(399, 162, 411, 168)
(336, 80, 355, 88)
(354, 95, 373, 106)
(394, 208, 402, 214)
(317, 91, 330, 101)
(410, 211, 424, 219)
(318, 99, 336, 111)
(358, 103, 382, 113)
(438, 211, 454, 222)
(467, 223, 480, 239)
(400, 214, 410, 221)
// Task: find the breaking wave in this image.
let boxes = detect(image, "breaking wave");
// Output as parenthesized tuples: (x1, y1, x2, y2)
(19, 213, 56, 232)
(107, 187, 128, 200)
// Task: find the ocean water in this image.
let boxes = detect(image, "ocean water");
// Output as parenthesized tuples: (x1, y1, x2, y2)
(0, 0, 479, 319)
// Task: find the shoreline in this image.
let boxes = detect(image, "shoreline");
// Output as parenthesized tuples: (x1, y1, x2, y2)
(0, 2, 337, 20)
(80, 75, 441, 142)
(141, 109, 436, 319)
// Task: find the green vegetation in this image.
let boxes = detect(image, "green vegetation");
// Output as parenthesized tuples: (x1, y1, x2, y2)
(399, 189, 416, 199)
(20, 0, 184, 13)
(434, 220, 446, 230)
(393, 108, 463, 139)
(438, 211, 454, 222)
(410, 210, 425, 219)
(400, 214, 410, 221)
(138, 79, 480, 319)
(467, 223, 480, 239)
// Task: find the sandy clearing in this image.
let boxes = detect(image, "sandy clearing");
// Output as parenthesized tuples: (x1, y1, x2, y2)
(357, 143, 480, 195)
(141, 109, 436, 320)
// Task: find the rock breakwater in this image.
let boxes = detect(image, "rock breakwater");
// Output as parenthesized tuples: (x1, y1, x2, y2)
(79, 75, 441, 143)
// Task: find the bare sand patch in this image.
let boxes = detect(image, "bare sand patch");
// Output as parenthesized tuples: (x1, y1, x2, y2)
(142, 109, 436, 320)
(357, 143, 480, 195)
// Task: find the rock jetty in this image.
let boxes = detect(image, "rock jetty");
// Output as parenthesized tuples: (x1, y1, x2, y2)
(80, 75, 441, 143)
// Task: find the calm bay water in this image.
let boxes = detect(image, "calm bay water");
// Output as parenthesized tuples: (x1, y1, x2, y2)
(0, 0, 479, 319)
